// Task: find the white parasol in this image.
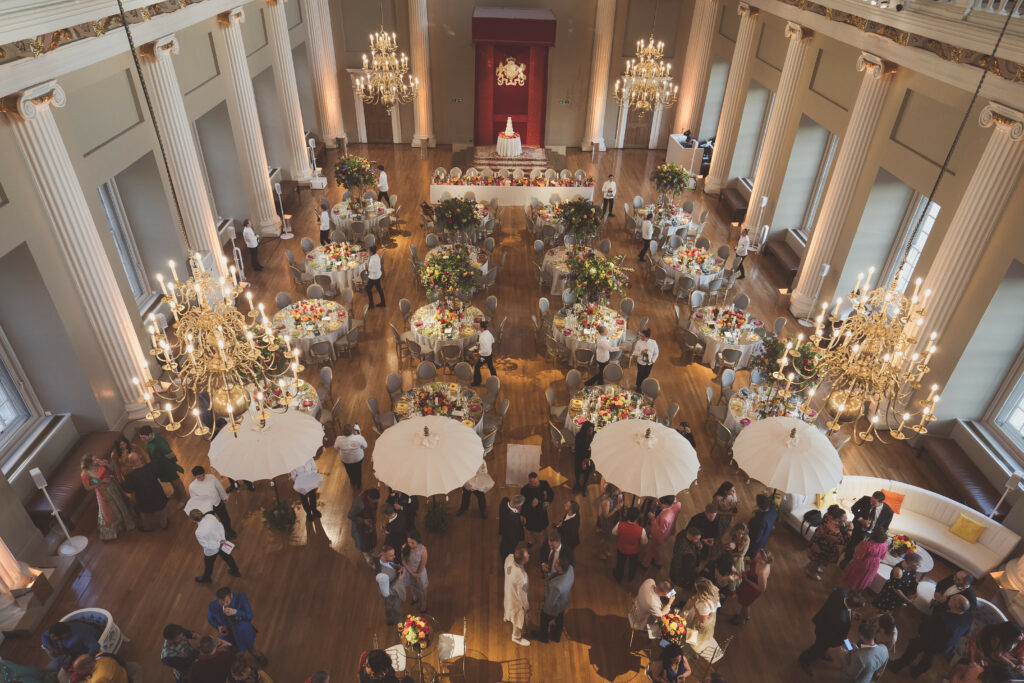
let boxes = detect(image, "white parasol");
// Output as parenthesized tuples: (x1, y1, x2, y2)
(590, 419, 700, 497)
(732, 416, 842, 495)
(372, 416, 484, 496)
(208, 410, 323, 481)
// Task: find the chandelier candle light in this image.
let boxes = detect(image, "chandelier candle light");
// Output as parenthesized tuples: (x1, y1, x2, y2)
(356, 21, 418, 113)
(614, 32, 679, 116)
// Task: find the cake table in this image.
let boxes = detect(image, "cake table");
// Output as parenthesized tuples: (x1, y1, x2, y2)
(496, 116, 522, 158)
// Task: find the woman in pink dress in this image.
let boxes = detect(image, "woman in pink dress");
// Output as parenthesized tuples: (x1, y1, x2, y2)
(842, 526, 889, 591)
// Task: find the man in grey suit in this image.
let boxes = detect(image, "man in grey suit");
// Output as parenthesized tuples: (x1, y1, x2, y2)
(535, 555, 574, 643)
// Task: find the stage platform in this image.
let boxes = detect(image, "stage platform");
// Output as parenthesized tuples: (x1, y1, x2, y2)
(452, 145, 567, 172)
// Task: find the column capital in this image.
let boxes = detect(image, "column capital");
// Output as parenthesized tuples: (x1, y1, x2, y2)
(857, 52, 895, 79)
(139, 35, 179, 60)
(0, 80, 66, 120)
(218, 7, 245, 27)
(738, 2, 759, 17)
(980, 102, 1024, 141)
(785, 22, 812, 41)
(265, 0, 286, 4)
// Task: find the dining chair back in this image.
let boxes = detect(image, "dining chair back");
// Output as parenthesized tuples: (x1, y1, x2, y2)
(306, 284, 325, 299)
(300, 237, 315, 253)
(640, 377, 660, 403)
(603, 362, 624, 385)
(732, 293, 750, 311)
(566, 369, 583, 394)
(417, 361, 437, 382)
(454, 362, 474, 385)
(773, 317, 787, 337)
(276, 292, 292, 310)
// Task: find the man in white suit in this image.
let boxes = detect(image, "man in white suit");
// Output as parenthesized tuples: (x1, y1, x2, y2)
(503, 545, 530, 647)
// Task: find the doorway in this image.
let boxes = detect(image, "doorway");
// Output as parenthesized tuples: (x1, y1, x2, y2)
(623, 107, 654, 148)
(365, 103, 393, 143)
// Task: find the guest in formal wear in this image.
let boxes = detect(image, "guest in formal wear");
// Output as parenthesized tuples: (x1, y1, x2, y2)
(733, 548, 773, 626)
(682, 579, 722, 662)
(746, 493, 777, 557)
(535, 556, 574, 643)
(188, 636, 234, 683)
(872, 552, 922, 612)
(715, 523, 749, 576)
(637, 214, 654, 262)
(401, 531, 429, 613)
(456, 463, 492, 518)
(80, 454, 135, 540)
(228, 659, 273, 683)
(842, 526, 889, 592)
(650, 642, 691, 683)
(806, 506, 852, 581)
(670, 526, 705, 590)
(366, 245, 385, 309)
(702, 554, 741, 607)
(584, 326, 612, 386)
(189, 508, 240, 583)
(839, 621, 889, 683)
(290, 457, 323, 521)
(711, 481, 739, 535)
(498, 495, 526, 561)
(503, 545, 531, 647)
(890, 594, 972, 678)
(556, 501, 581, 549)
(241, 219, 262, 272)
(360, 649, 410, 683)
(675, 421, 697, 450)
(840, 491, 894, 568)
(386, 489, 418, 525)
(572, 422, 596, 495)
(539, 531, 574, 578)
(687, 505, 723, 550)
(139, 425, 187, 503)
(159, 624, 199, 681)
(334, 424, 367, 491)
(348, 489, 380, 565)
(381, 504, 408, 551)
(595, 484, 624, 559)
(207, 587, 257, 654)
(798, 588, 865, 674)
(318, 199, 331, 246)
(376, 164, 390, 207)
(374, 546, 406, 625)
(71, 653, 129, 683)
(628, 578, 677, 630)
(612, 507, 648, 582)
(733, 228, 749, 279)
(601, 174, 617, 218)
(41, 621, 100, 672)
(631, 329, 659, 392)
(643, 495, 682, 569)
(120, 453, 168, 532)
(966, 621, 1023, 669)
(189, 466, 236, 538)
(471, 320, 496, 386)
(931, 569, 977, 613)
(520, 472, 554, 546)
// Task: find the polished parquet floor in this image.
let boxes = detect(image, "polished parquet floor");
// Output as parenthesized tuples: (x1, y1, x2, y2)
(2, 145, 972, 682)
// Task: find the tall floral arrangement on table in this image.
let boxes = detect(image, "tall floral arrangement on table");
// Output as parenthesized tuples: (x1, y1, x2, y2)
(750, 333, 821, 400)
(661, 613, 687, 647)
(333, 155, 377, 198)
(559, 197, 603, 242)
(434, 197, 477, 232)
(400, 615, 431, 651)
(419, 246, 481, 301)
(650, 162, 692, 200)
(566, 248, 629, 303)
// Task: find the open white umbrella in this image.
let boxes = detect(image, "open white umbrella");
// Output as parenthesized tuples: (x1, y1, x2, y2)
(372, 416, 484, 496)
(590, 419, 700, 498)
(208, 411, 324, 481)
(732, 416, 842, 495)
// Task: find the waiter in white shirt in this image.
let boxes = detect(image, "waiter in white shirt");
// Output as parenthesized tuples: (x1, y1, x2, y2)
(629, 328, 660, 392)
(734, 227, 750, 279)
(377, 164, 390, 207)
(472, 320, 496, 386)
(318, 199, 331, 246)
(188, 466, 236, 538)
(584, 325, 612, 386)
(366, 244, 385, 308)
(601, 174, 617, 219)
(188, 507, 241, 583)
(638, 213, 654, 262)
(334, 423, 367, 490)
(241, 219, 262, 272)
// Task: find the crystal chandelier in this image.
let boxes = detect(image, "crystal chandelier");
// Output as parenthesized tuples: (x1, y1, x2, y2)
(355, 6, 418, 115)
(613, 33, 678, 117)
(133, 253, 304, 437)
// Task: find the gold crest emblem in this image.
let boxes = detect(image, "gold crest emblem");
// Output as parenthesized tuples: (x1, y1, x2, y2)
(495, 57, 527, 87)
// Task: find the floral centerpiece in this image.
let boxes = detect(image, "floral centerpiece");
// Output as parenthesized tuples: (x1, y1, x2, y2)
(559, 197, 603, 242)
(890, 534, 917, 556)
(333, 155, 377, 200)
(434, 197, 478, 232)
(598, 392, 635, 421)
(309, 242, 359, 268)
(498, 131, 519, 140)
(289, 301, 329, 325)
(431, 173, 594, 188)
(400, 615, 431, 652)
(419, 246, 482, 300)
(661, 613, 687, 646)
(709, 306, 748, 330)
(565, 249, 629, 303)
(650, 162, 692, 199)
(414, 389, 455, 416)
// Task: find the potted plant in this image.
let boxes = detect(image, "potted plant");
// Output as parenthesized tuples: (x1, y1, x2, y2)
(262, 499, 297, 531)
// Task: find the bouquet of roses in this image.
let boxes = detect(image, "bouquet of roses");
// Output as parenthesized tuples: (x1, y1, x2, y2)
(322, 242, 354, 265)
(290, 301, 328, 324)
(415, 390, 454, 416)
(661, 613, 687, 646)
(684, 248, 708, 266)
(401, 615, 430, 650)
(890, 535, 916, 556)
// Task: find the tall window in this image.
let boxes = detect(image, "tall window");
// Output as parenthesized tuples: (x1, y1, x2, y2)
(748, 94, 775, 179)
(801, 133, 839, 237)
(98, 180, 149, 305)
(994, 374, 1024, 455)
(0, 360, 29, 452)
(890, 196, 940, 293)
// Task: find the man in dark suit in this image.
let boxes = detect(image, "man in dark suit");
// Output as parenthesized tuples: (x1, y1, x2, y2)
(931, 570, 977, 613)
(746, 493, 778, 557)
(539, 531, 575, 578)
(498, 495, 526, 561)
(840, 491, 894, 568)
(535, 556, 574, 643)
(798, 588, 866, 674)
(381, 504, 408, 550)
(687, 504, 723, 549)
(891, 594, 972, 678)
(669, 527, 706, 590)
(520, 472, 554, 546)
(555, 500, 581, 549)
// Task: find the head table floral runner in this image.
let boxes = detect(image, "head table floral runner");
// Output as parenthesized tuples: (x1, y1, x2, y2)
(432, 173, 594, 188)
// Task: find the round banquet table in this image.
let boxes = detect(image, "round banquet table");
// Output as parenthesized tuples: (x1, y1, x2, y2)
(393, 382, 486, 435)
(271, 299, 350, 358)
(661, 246, 723, 288)
(409, 302, 483, 364)
(496, 133, 522, 158)
(552, 303, 627, 356)
(882, 543, 935, 573)
(688, 306, 765, 369)
(724, 386, 818, 432)
(249, 379, 320, 417)
(643, 203, 691, 239)
(304, 242, 368, 292)
(563, 385, 657, 434)
(434, 202, 490, 241)
(330, 199, 393, 238)
(425, 244, 489, 274)
(542, 246, 604, 296)
(535, 203, 565, 235)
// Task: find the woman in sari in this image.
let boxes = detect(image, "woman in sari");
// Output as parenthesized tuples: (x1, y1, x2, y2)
(81, 454, 135, 540)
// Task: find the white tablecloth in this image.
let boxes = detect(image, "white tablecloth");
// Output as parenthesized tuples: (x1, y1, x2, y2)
(330, 201, 393, 238)
(304, 243, 367, 292)
(542, 246, 604, 296)
(409, 303, 483, 364)
(496, 135, 522, 158)
(552, 304, 627, 356)
(272, 299, 350, 359)
(564, 386, 656, 434)
(430, 184, 594, 206)
(688, 310, 765, 370)
(660, 247, 723, 288)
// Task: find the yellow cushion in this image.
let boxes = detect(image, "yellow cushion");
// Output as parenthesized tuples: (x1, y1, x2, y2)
(815, 489, 837, 510)
(949, 513, 987, 544)
(881, 489, 905, 515)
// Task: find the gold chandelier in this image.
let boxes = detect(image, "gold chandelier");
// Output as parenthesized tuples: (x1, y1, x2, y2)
(776, 267, 940, 442)
(356, 21, 418, 114)
(132, 253, 304, 437)
(613, 33, 678, 117)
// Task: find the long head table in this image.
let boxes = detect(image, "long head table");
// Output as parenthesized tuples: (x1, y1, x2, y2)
(429, 184, 594, 206)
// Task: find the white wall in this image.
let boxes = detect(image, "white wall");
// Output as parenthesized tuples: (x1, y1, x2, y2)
(774, 114, 829, 230)
(730, 81, 770, 180)
(700, 58, 731, 140)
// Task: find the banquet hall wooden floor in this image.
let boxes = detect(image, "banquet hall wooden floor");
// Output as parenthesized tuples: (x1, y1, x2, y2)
(1, 145, 971, 682)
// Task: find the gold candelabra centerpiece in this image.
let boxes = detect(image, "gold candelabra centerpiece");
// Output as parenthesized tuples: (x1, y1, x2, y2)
(614, 34, 678, 116)
(356, 28, 418, 114)
(133, 253, 304, 437)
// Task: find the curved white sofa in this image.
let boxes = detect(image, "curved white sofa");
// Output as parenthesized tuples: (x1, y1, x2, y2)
(783, 475, 1021, 577)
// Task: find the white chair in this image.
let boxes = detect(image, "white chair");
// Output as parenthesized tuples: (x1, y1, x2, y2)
(61, 608, 127, 654)
(438, 617, 467, 678)
(384, 644, 407, 672)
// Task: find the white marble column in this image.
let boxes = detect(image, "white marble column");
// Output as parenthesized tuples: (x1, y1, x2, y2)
(741, 23, 813, 235)
(301, 0, 345, 146)
(217, 8, 281, 235)
(3, 81, 152, 417)
(139, 36, 228, 280)
(673, 0, 720, 136)
(790, 53, 895, 317)
(916, 102, 1024, 347)
(408, 0, 435, 147)
(704, 3, 761, 195)
(265, 0, 312, 181)
(582, 0, 616, 151)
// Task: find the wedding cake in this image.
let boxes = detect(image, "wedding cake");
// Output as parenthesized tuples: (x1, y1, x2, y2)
(504, 116, 515, 137)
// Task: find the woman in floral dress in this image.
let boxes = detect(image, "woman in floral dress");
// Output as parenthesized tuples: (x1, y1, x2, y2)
(873, 552, 922, 612)
(80, 454, 136, 540)
(805, 506, 851, 581)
